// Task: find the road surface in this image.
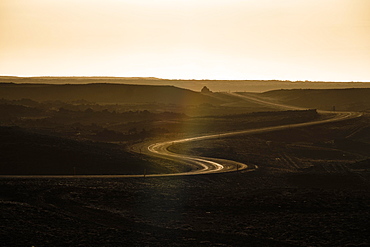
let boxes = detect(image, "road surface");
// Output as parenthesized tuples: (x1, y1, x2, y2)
(1, 93, 362, 178)
(138, 92, 362, 177)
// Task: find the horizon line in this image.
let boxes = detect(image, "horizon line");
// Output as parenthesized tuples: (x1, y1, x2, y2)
(0, 75, 369, 83)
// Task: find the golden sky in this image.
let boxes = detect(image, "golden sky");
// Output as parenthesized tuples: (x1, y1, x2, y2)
(1, 0, 369, 81)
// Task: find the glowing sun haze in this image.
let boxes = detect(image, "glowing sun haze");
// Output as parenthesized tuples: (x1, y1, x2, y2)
(1, 0, 369, 81)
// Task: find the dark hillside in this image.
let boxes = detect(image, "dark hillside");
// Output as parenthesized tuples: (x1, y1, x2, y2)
(1, 76, 370, 92)
(0, 83, 222, 105)
(258, 88, 370, 111)
(0, 127, 175, 175)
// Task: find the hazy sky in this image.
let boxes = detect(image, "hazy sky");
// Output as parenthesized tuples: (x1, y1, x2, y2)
(1, 0, 369, 81)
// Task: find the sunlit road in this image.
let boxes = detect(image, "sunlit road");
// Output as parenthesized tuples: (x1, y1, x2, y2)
(142, 92, 362, 177)
(147, 141, 250, 176)
(1, 93, 362, 179)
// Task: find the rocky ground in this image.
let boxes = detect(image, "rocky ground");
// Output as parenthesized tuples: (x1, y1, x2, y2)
(1, 168, 369, 246)
(1, 112, 370, 246)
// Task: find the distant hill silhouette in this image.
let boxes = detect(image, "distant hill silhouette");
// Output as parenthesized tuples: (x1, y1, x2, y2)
(2, 76, 369, 92)
(0, 83, 222, 105)
(259, 88, 370, 112)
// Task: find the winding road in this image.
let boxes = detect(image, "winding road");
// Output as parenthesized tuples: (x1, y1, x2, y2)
(1, 92, 362, 178)
(141, 92, 362, 177)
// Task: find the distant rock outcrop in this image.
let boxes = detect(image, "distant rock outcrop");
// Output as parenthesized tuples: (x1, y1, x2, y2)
(201, 86, 212, 94)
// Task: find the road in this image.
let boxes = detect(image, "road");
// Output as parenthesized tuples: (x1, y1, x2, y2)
(1, 93, 362, 178)
(141, 92, 362, 177)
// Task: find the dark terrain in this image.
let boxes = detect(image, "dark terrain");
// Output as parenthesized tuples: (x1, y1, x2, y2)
(0, 82, 221, 105)
(243, 88, 370, 112)
(0, 99, 320, 175)
(1, 80, 370, 246)
(0, 126, 182, 175)
(1, 76, 370, 92)
(2, 172, 369, 247)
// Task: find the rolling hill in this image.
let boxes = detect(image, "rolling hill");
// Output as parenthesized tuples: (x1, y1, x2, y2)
(248, 88, 370, 112)
(0, 82, 222, 105)
(0, 126, 178, 175)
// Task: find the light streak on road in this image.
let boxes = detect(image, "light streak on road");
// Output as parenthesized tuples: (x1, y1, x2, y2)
(1, 93, 362, 178)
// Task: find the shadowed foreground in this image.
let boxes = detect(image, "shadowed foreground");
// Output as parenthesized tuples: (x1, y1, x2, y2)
(1, 172, 369, 247)
(1, 84, 370, 246)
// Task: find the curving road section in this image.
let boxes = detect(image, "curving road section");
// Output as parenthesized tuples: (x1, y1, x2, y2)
(142, 92, 362, 177)
(1, 92, 362, 178)
(147, 140, 249, 176)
